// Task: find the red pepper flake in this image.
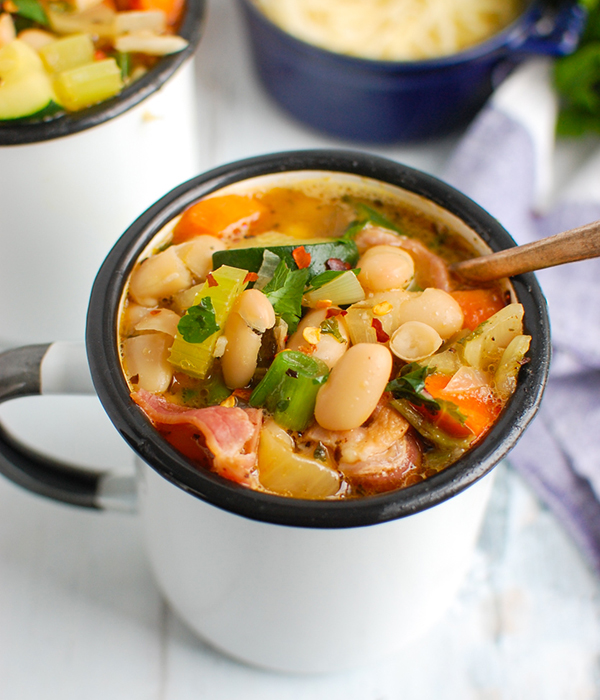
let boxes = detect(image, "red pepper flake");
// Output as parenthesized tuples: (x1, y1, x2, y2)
(206, 272, 219, 287)
(326, 307, 347, 318)
(94, 49, 107, 61)
(371, 318, 390, 343)
(326, 257, 351, 271)
(292, 246, 311, 269)
(244, 271, 259, 283)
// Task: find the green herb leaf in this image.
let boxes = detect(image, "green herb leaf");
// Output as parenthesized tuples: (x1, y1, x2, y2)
(319, 316, 344, 343)
(554, 3, 600, 137)
(177, 297, 220, 344)
(12, 0, 49, 25)
(116, 51, 132, 80)
(386, 363, 440, 412)
(343, 202, 404, 239)
(263, 259, 309, 333)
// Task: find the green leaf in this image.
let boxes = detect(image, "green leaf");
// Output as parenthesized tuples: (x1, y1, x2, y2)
(386, 363, 440, 412)
(319, 316, 344, 343)
(343, 202, 405, 239)
(116, 51, 132, 80)
(305, 269, 344, 291)
(263, 259, 309, 333)
(177, 297, 220, 344)
(12, 0, 49, 25)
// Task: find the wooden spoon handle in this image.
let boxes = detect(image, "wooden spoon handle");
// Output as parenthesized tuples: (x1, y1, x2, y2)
(451, 219, 600, 283)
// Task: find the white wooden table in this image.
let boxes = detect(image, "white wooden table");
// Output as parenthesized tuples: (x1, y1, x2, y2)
(1, 1, 600, 697)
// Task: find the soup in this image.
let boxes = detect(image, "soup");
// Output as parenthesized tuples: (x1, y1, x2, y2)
(0, 0, 187, 119)
(119, 176, 531, 499)
(254, 0, 525, 61)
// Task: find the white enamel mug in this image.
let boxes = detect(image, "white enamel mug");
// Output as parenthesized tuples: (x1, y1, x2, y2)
(0, 1, 205, 347)
(0, 151, 551, 673)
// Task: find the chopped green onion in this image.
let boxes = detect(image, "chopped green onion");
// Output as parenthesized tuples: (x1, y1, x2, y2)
(303, 269, 365, 308)
(249, 350, 329, 431)
(254, 249, 282, 291)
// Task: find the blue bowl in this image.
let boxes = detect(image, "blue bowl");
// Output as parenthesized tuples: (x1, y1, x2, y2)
(237, 0, 586, 143)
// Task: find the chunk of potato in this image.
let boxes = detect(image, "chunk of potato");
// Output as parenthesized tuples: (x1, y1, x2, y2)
(258, 419, 341, 499)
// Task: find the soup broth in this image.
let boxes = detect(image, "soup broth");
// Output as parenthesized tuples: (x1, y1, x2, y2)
(119, 175, 530, 499)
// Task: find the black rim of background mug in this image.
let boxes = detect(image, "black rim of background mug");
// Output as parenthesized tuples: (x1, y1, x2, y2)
(87, 149, 551, 529)
(0, 0, 206, 145)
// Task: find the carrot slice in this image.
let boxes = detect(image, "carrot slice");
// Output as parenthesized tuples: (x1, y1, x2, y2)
(292, 245, 311, 269)
(450, 289, 506, 331)
(423, 373, 501, 439)
(173, 195, 268, 243)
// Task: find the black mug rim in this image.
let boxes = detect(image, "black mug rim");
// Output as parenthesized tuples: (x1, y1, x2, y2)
(0, 0, 206, 146)
(86, 149, 551, 529)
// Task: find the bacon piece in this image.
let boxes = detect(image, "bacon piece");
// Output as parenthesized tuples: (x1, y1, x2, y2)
(132, 389, 262, 488)
(355, 225, 451, 291)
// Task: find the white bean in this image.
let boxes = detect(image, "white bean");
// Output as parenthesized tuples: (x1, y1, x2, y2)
(175, 235, 225, 280)
(135, 308, 181, 337)
(357, 246, 414, 292)
(221, 310, 263, 390)
(129, 246, 192, 307)
(236, 288, 276, 333)
(389, 321, 443, 362)
(314, 343, 392, 431)
(287, 308, 349, 369)
(123, 333, 173, 393)
(395, 288, 463, 339)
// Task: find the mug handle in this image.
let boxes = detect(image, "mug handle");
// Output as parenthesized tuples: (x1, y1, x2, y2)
(518, 2, 587, 57)
(0, 342, 137, 512)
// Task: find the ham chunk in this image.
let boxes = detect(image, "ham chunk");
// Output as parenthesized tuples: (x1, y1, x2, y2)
(304, 402, 422, 494)
(355, 225, 451, 291)
(132, 389, 262, 488)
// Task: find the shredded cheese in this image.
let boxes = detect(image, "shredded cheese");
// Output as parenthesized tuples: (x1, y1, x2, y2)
(256, 0, 524, 61)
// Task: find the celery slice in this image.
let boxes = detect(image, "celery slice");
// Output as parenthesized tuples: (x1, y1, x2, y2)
(169, 265, 249, 379)
(54, 57, 123, 111)
(249, 350, 329, 431)
(39, 34, 95, 73)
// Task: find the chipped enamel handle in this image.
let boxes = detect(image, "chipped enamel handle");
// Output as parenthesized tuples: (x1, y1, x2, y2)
(0, 342, 136, 512)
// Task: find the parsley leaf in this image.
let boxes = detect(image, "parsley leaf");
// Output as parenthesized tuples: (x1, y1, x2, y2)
(319, 317, 344, 342)
(262, 259, 309, 333)
(386, 363, 440, 412)
(177, 297, 220, 344)
(13, 0, 49, 25)
(343, 202, 404, 239)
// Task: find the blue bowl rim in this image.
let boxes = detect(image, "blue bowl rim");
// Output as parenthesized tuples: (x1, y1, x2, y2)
(0, 0, 206, 146)
(238, 0, 547, 71)
(86, 149, 551, 530)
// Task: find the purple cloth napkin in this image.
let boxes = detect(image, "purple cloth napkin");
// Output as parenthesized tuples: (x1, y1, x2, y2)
(443, 59, 600, 574)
